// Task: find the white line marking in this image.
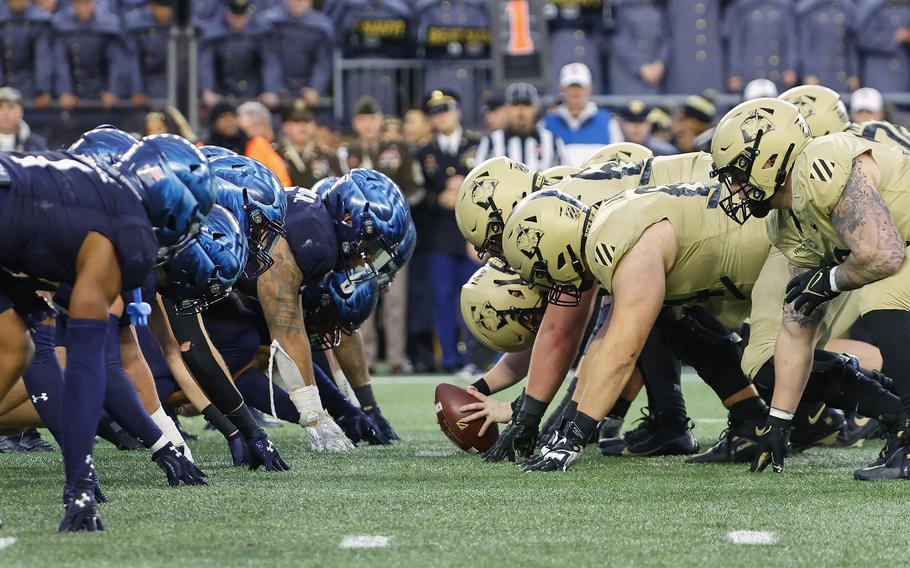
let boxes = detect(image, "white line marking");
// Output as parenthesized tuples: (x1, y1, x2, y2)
(727, 530, 777, 545)
(340, 535, 390, 549)
(693, 418, 727, 424)
(415, 450, 455, 457)
(0, 537, 17, 550)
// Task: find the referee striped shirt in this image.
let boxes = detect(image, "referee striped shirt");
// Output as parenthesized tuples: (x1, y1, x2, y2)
(474, 127, 566, 170)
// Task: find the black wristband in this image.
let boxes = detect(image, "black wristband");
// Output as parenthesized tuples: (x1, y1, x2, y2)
(568, 411, 598, 445)
(471, 377, 492, 396)
(226, 403, 260, 437)
(202, 404, 238, 439)
(353, 384, 377, 409)
(516, 394, 548, 428)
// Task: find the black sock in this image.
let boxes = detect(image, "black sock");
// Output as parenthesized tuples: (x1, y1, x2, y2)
(568, 412, 598, 445)
(202, 404, 238, 439)
(518, 394, 548, 428)
(729, 397, 767, 422)
(639, 316, 685, 416)
(607, 396, 631, 420)
(353, 384, 378, 410)
(862, 310, 910, 416)
(471, 378, 492, 396)
(559, 400, 579, 431)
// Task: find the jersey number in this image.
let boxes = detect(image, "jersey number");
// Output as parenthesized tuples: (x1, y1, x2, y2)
(293, 187, 319, 204)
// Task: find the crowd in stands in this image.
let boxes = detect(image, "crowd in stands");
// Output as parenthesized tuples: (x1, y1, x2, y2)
(1, 0, 909, 375)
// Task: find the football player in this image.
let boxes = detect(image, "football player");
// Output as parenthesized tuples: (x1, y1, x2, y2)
(711, 97, 910, 479)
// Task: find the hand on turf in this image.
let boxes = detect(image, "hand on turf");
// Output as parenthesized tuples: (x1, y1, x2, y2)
(305, 412, 356, 452)
(523, 429, 582, 473)
(228, 432, 250, 467)
(88, 465, 109, 503)
(365, 405, 400, 441)
(59, 482, 105, 532)
(521, 430, 559, 469)
(785, 264, 839, 316)
(337, 410, 390, 445)
(152, 442, 207, 486)
(459, 387, 512, 437)
(482, 413, 538, 463)
(246, 429, 291, 471)
(749, 416, 791, 473)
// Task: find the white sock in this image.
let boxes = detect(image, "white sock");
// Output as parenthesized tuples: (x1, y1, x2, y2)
(333, 369, 360, 407)
(150, 406, 194, 462)
(149, 434, 169, 453)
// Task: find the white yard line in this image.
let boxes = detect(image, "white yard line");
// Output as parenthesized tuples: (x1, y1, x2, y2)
(340, 535, 391, 549)
(0, 537, 17, 551)
(727, 530, 777, 545)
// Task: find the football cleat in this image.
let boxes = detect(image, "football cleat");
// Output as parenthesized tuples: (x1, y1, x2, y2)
(598, 417, 624, 442)
(838, 413, 883, 448)
(601, 410, 698, 457)
(0, 435, 22, 453)
(685, 416, 763, 464)
(17, 428, 55, 452)
(855, 421, 909, 472)
(789, 403, 844, 452)
(854, 444, 910, 481)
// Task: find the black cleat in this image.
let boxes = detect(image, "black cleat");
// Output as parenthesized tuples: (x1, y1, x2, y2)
(597, 417, 624, 442)
(838, 413, 883, 448)
(685, 416, 763, 464)
(790, 404, 844, 452)
(601, 410, 698, 457)
(854, 444, 910, 480)
(18, 428, 55, 452)
(0, 435, 23, 453)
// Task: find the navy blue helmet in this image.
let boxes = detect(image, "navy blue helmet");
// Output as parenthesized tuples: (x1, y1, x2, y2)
(113, 134, 216, 263)
(199, 145, 238, 160)
(210, 155, 288, 278)
(165, 204, 248, 314)
(69, 125, 138, 170)
(301, 269, 380, 350)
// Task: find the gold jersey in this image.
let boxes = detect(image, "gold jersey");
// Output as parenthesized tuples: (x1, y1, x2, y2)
(584, 182, 771, 321)
(846, 120, 910, 151)
(557, 152, 715, 206)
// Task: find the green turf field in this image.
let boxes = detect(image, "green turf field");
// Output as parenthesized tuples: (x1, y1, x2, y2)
(0, 373, 904, 567)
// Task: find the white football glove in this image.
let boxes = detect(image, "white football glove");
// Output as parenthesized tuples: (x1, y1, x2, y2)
(305, 411, 356, 452)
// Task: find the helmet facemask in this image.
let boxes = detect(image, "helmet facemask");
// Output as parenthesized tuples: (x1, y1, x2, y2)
(243, 187, 287, 278)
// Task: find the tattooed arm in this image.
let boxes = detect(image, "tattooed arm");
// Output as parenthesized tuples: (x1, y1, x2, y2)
(772, 264, 826, 413)
(256, 236, 315, 386)
(831, 153, 905, 291)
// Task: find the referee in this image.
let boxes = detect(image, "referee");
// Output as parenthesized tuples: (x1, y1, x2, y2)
(475, 82, 566, 169)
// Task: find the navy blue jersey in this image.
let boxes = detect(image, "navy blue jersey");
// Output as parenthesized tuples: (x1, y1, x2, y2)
(0, 152, 156, 291)
(283, 186, 338, 286)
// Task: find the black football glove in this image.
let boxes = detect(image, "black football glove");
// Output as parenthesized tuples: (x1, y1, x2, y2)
(785, 264, 840, 316)
(749, 416, 791, 473)
(59, 479, 105, 532)
(523, 421, 586, 473)
(337, 411, 389, 446)
(364, 406, 399, 442)
(483, 410, 539, 463)
(152, 442, 207, 486)
(227, 432, 250, 467)
(246, 428, 291, 472)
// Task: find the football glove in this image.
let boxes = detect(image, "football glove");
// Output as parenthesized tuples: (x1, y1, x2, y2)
(87, 465, 108, 503)
(337, 411, 389, 445)
(228, 432, 250, 467)
(749, 416, 791, 473)
(521, 430, 559, 469)
(151, 442, 207, 486)
(785, 264, 840, 316)
(523, 422, 586, 473)
(483, 411, 539, 463)
(305, 412, 356, 452)
(59, 480, 105, 532)
(365, 405, 400, 441)
(246, 428, 291, 471)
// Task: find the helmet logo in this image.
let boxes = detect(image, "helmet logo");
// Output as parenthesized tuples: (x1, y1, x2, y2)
(471, 179, 498, 208)
(477, 302, 506, 331)
(136, 163, 165, 185)
(515, 224, 543, 259)
(790, 95, 816, 117)
(740, 110, 775, 143)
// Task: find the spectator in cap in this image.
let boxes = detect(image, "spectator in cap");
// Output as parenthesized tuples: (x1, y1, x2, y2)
(855, 0, 910, 94)
(414, 89, 488, 374)
(125, 0, 173, 107)
(51, 0, 131, 110)
(0, 0, 53, 107)
(672, 93, 716, 152)
(199, 0, 281, 109)
(276, 99, 341, 189)
(481, 91, 507, 132)
(617, 99, 677, 156)
(0, 87, 46, 151)
(544, 62, 624, 165)
(338, 94, 418, 374)
(850, 87, 885, 123)
(647, 106, 674, 145)
(257, 0, 334, 108)
(475, 82, 566, 169)
(544, 0, 605, 95)
(609, 0, 669, 95)
(742, 78, 778, 100)
(207, 100, 292, 185)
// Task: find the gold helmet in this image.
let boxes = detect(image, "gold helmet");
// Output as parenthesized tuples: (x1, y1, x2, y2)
(779, 85, 849, 137)
(581, 142, 653, 166)
(460, 256, 545, 352)
(455, 156, 547, 254)
(710, 98, 811, 224)
(501, 189, 591, 305)
(541, 164, 581, 184)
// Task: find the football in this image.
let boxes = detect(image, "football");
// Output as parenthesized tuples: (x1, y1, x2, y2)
(434, 383, 499, 453)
